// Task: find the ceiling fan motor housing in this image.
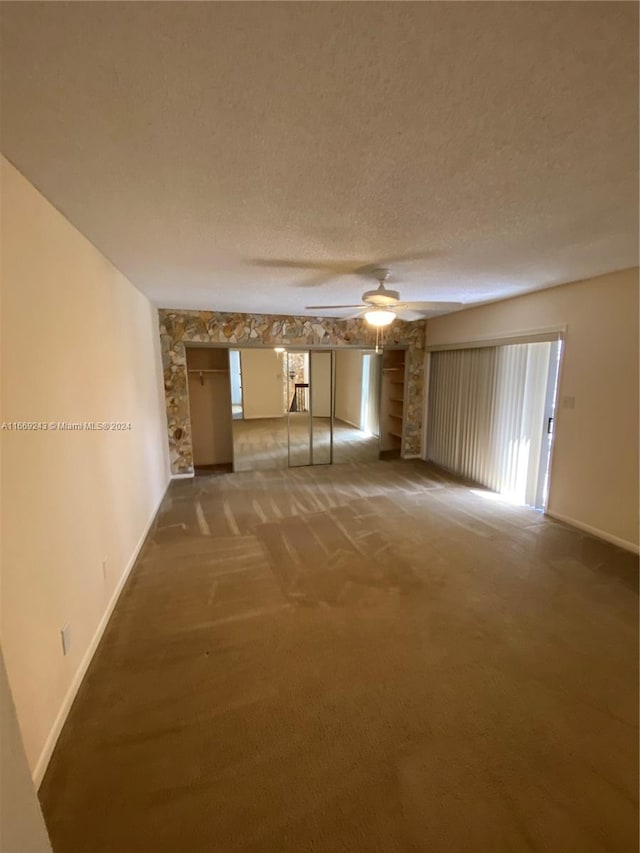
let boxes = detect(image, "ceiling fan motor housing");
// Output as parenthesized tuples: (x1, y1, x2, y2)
(362, 286, 400, 306)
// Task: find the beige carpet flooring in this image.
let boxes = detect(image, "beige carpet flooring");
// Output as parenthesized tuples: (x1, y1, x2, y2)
(39, 461, 638, 852)
(232, 416, 379, 470)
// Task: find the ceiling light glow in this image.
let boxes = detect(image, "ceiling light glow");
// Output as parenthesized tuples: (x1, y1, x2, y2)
(364, 309, 395, 327)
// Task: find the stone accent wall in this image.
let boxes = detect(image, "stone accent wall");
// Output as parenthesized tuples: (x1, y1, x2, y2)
(158, 309, 426, 475)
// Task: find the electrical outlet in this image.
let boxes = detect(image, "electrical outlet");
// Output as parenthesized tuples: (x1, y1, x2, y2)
(102, 557, 108, 582)
(60, 624, 71, 656)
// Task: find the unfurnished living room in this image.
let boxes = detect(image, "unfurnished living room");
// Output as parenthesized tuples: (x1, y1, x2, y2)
(0, 3, 638, 852)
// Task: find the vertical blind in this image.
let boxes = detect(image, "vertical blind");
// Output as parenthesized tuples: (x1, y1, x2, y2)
(427, 342, 552, 506)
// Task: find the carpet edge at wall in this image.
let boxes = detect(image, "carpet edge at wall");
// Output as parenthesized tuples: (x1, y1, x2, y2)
(545, 510, 639, 555)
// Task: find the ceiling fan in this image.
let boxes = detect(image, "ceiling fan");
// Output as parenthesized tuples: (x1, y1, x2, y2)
(304, 268, 463, 325)
(247, 250, 440, 289)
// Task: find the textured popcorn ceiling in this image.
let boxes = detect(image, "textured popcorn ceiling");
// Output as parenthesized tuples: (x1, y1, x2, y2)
(0, 2, 638, 315)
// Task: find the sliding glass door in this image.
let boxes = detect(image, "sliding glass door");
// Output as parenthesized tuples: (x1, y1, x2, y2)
(427, 340, 562, 508)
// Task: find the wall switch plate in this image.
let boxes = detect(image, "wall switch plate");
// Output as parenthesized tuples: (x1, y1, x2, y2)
(60, 624, 71, 656)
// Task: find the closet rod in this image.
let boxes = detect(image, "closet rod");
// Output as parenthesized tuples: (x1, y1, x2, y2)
(188, 368, 230, 386)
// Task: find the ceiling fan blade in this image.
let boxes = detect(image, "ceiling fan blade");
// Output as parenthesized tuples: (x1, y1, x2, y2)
(356, 251, 441, 277)
(247, 258, 368, 272)
(395, 309, 427, 322)
(247, 259, 368, 288)
(305, 304, 364, 310)
(401, 301, 464, 312)
(293, 272, 337, 289)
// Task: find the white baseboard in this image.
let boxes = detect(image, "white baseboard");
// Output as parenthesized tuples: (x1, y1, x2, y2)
(33, 477, 171, 788)
(171, 471, 194, 480)
(544, 510, 639, 555)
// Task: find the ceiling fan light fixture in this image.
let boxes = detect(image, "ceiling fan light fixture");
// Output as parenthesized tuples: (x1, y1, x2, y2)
(364, 309, 395, 327)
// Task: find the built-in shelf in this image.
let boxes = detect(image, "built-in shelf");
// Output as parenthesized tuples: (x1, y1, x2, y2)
(380, 348, 406, 458)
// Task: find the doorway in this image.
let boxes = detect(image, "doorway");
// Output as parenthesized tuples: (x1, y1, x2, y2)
(426, 339, 563, 509)
(486, 340, 562, 509)
(186, 347, 233, 474)
(533, 340, 563, 509)
(229, 349, 243, 419)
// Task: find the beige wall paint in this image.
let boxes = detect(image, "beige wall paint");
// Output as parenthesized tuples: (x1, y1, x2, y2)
(0, 648, 52, 851)
(240, 348, 285, 419)
(335, 349, 364, 429)
(0, 157, 171, 781)
(425, 268, 639, 550)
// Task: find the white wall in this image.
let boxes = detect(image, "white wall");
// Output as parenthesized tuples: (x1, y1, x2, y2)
(0, 157, 170, 783)
(334, 349, 364, 428)
(240, 348, 285, 419)
(0, 648, 52, 851)
(425, 268, 639, 550)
